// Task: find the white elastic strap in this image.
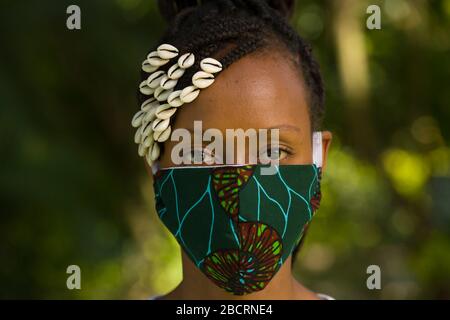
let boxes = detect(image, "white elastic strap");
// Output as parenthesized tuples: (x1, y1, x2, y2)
(312, 131, 323, 168)
(151, 162, 160, 174)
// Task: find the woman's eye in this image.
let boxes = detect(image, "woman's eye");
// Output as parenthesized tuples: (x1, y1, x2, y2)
(261, 146, 289, 161)
(183, 148, 216, 164)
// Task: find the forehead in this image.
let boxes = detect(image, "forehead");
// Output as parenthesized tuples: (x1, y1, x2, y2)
(171, 49, 311, 133)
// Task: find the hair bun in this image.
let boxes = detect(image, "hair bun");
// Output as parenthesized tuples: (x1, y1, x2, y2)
(265, 0, 296, 19)
(157, 0, 198, 23)
(158, 0, 296, 23)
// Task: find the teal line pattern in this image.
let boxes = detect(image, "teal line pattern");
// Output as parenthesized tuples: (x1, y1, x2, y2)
(239, 215, 247, 222)
(252, 166, 314, 238)
(156, 165, 318, 268)
(257, 183, 261, 220)
(230, 219, 240, 246)
(207, 179, 215, 255)
(158, 207, 167, 218)
(170, 171, 200, 264)
(160, 173, 216, 266)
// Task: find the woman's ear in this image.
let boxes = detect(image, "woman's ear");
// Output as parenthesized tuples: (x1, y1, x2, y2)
(321, 131, 332, 173)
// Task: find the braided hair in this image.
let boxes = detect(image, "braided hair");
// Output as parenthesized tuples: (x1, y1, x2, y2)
(144, 0, 325, 265)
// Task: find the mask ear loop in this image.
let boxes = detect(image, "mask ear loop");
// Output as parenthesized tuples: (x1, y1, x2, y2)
(312, 131, 323, 168)
(311, 131, 323, 213)
(151, 161, 160, 175)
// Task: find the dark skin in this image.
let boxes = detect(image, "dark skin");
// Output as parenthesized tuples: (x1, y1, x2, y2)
(148, 47, 332, 300)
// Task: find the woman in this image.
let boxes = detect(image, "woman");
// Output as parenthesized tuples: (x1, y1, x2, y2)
(132, 0, 332, 300)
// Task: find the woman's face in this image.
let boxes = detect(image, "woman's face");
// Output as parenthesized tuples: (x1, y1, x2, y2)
(158, 48, 330, 168)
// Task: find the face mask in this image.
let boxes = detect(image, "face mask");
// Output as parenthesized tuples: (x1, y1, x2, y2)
(152, 133, 324, 295)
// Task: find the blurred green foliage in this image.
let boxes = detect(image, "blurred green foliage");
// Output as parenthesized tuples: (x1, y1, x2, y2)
(0, 0, 449, 299)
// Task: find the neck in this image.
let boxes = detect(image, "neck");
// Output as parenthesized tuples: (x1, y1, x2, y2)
(161, 251, 319, 300)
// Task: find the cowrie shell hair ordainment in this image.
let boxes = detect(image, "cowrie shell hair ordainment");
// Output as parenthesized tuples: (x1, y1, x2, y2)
(132, 110, 146, 128)
(200, 58, 223, 74)
(178, 53, 195, 69)
(157, 44, 179, 60)
(155, 104, 177, 120)
(152, 118, 170, 132)
(143, 108, 157, 123)
(142, 60, 158, 73)
(192, 71, 215, 89)
(139, 80, 154, 95)
(141, 97, 159, 111)
(167, 90, 184, 107)
(143, 134, 154, 148)
(160, 75, 178, 90)
(133, 43, 224, 166)
(134, 127, 142, 144)
(138, 143, 148, 157)
(147, 71, 166, 89)
(141, 121, 154, 137)
(148, 142, 160, 162)
(180, 85, 200, 103)
(168, 63, 185, 80)
(154, 87, 173, 102)
(153, 126, 172, 142)
(147, 51, 169, 67)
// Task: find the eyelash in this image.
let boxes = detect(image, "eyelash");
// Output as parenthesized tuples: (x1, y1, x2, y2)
(263, 144, 294, 161)
(279, 145, 294, 158)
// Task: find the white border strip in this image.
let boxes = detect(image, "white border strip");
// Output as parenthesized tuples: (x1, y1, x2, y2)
(312, 131, 323, 168)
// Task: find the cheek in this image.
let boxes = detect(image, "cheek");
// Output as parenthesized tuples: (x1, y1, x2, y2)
(158, 140, 178, 167)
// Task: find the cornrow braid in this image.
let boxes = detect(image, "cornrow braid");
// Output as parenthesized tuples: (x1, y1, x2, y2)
(220, 36, 264, 69)
(178, 17, 265, 54)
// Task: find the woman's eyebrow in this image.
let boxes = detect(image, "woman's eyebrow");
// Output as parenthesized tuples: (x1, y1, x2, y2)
(265, 124, 301, 133)
(184, 125, 302, 133)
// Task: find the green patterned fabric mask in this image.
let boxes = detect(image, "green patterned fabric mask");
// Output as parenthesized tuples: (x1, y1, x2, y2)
(153, 164, 322, 295)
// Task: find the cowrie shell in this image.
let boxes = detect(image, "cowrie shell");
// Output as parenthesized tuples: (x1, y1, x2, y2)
(154, 87, 173, 102)
(147, 51, 158, 60)
(200, 58, 223, 74)
(180, 85, 200, 103)
(145, 152, 153, 166)
(142, 60, 158, 73)
(156, 104, 177, 120)
(134, 127, 142, 144)
(168, 63, 185, 80)
(145, 150, 153, 166)
(139, 80, 154, 95)
(178, 53, 195, 69)
(141, 120, 153, 136)
(167, 90, 184, 107)
(153, 126, 172, 142)
(157, 44, 179, 60)
(141, 97, 158, 111)
(143, 106, 158, 122)
(131, 110, 145, 128)
(192, 71, 215, 89)
(138, 143, 148, 157)
(142, 133, 155, 148)
(147, 71, 165, 89)
(148, 51, 169, 67)
(152, 118, 170, 132)
(160, 75, 178, 90)
(148, 142, 160, 161)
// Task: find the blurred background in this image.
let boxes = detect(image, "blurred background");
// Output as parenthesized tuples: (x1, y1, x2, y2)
(0, 0, 449, 299)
